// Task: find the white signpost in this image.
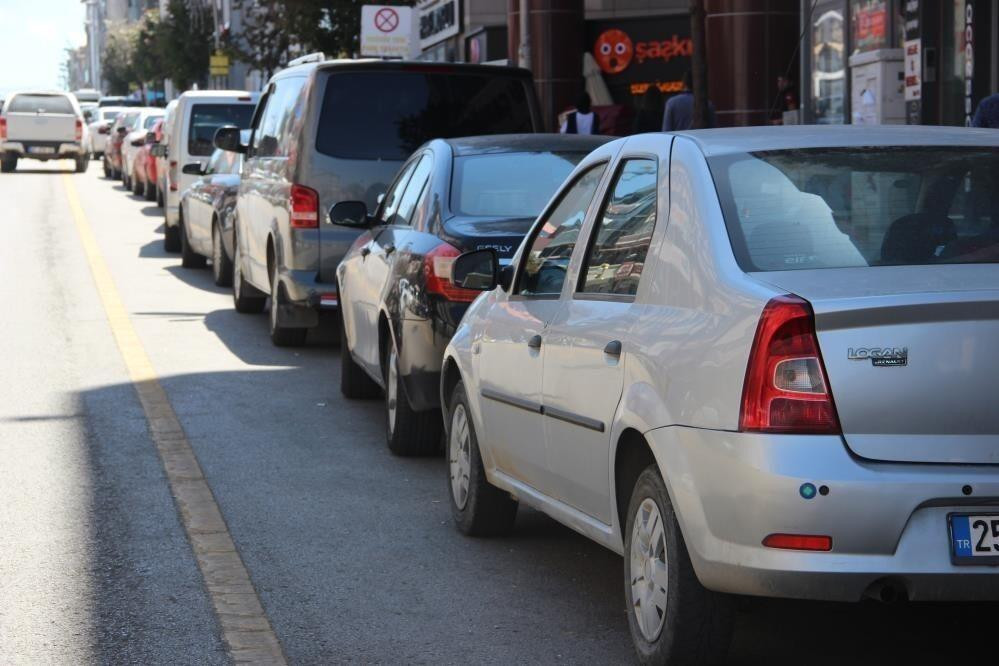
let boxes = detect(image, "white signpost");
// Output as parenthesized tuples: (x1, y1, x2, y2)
(360, 5, 419, 59)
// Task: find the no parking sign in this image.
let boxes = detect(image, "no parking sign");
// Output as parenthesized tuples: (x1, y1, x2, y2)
(361, 5, 419, 59)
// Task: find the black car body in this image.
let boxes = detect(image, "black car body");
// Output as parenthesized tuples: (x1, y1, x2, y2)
(335, 134, 611, 455)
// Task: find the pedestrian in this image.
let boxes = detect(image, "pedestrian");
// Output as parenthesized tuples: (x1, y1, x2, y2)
(972, 93, 999, 128)
(662, 69, 716, 131)
(632, 85, 665, 134)
(560, 92, 600, 135)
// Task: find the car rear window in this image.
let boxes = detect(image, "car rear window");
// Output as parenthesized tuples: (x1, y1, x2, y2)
(316, 71, 535, 160)
(709, 147, 999, 271)
(101, 110, 121, 121)
(144, 115, 163, 129)
(452, 152, 587, 217)
(8, 94, 74, 114)
(188, 103, 255, 156)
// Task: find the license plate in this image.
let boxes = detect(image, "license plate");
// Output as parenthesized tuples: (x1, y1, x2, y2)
(949, 514, 999, 565)
(28, 146, 55, 154)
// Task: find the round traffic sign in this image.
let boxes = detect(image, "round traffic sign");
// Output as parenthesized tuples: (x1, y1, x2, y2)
(375, 8, 399, 33)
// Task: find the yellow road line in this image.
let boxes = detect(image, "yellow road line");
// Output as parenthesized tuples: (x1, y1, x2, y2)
(62, 173, 287, 665)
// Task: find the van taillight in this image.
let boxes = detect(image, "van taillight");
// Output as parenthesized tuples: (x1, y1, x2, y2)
(75, 119, 83, 141)
(169, 161, 178, 191)
(290, 184, 319, 228)
(739, 295, 840, 434)
(0, 117, 6, 140)
(424, 243, 481, 303)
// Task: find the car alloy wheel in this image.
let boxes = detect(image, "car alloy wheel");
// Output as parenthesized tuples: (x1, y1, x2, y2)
(448, 403, 472, 510)
(630, 497, 668, 643)
(386, 346, 399, 435)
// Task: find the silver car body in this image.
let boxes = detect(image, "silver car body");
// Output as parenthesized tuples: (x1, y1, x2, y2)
(85, 106, 128, 156)
(442, 126, 999, 602)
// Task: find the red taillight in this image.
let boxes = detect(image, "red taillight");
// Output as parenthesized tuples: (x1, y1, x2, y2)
(424, 243, 481, 303)
(0, 117, 7, 140)
(289, 184, 319, 228)
(75, 119, 83, 141)
(98, 125, 109, 135)
(762, 533, 832, 552)
(739, 295, 840, 434)
(169, 160, 178, 191)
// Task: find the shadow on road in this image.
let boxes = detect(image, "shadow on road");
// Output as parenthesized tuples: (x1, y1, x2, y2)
(5, 168, 76, 175)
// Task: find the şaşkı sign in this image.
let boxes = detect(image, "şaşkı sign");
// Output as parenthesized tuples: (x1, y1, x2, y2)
(587, 16, 693, 101)
(361, 5, 417, 58)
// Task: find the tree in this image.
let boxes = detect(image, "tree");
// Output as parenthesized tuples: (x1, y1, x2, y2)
(132, 11, 165, 89)
(231, 0, 293, 80)
(160, 0, 213, 91)
(102, 23, 140, 95)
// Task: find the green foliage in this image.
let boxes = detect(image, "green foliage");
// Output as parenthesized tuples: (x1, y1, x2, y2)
(102, 23, 140, 95)
(159, 0, 214, 91)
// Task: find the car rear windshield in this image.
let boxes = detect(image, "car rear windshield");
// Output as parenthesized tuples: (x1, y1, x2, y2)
(101, 110, 121, 121)
(316, 71, 535, 160)
(188, 103, 255, 156)
(709, 147, 999, 271)
(144, 115, 163, 129)
(7, 94, 74, 114)
(452, 152, 587, 217)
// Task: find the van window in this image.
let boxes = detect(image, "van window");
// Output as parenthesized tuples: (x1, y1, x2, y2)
(8, 94, 75, 114)
(316, 71, 534, 160)
(252, 77, 306, 158)
(188, 103, 255, 157)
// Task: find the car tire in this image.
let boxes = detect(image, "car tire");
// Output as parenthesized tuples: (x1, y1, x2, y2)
(156, 183, 165, 207)
(164, 222, 181, 253)
(0, 156, 15, 173)
(338, 308, 380, 399)
(232, 231, 266, 314)
(123, 171, 131, 189)
(75, 156, 88, 173)
(447, 380, 518, 536)
(211, 221, 233, 287)
(180, 218, 206, 269)
(384, 340, 442, 456)
(102, 158, 111, 178)
(623, 466, 733, 666)
(143, 178, 156, 201)
(132, 172, 143, 195)
(268, 272, 307, 347)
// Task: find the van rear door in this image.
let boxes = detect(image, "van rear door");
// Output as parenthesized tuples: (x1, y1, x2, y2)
(310, 64, 541, 285)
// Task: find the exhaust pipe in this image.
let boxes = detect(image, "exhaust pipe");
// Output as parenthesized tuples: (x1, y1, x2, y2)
(864, 578, 909, 604)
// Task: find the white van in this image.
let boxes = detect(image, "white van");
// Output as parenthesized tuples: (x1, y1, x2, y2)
(162, 90, 258, 251)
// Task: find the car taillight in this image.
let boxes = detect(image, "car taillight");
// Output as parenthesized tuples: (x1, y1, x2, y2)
(424, 243, 481, 303)
(75, 119, 83, 141)
(762, 533, 832, 551)
(739, 295, 840, 434)
(169, 160, 178, 191)
(98, 125, 109, 135)
(290, 184, 319, 228)
(0, 117, 7, 140)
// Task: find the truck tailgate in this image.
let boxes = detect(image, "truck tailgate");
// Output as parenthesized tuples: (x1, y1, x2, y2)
(6, 112, 77, 143)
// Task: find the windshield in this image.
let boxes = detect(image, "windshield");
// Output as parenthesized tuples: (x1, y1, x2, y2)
(709, 147, 999, 271)
(8, 94, 74, 114)
(316, 71, 535, 160)
(451, 152, 587, 217)
(101, 110, 121, 121)
(188, 103, 255, 156)
(144, 115, 163, 129)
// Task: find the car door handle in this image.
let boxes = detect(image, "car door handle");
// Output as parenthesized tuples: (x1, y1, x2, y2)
(527, 335, 543, 350)
(360, 247, 371, 257)
(384, 244, 396, 256)
(603, 340, 622, 357)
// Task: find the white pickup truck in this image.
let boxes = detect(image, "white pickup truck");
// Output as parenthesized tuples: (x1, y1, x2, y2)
(0, 91, 88, 173)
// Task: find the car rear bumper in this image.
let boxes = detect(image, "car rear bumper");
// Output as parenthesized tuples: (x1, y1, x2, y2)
(2, 141, 83, 159)
(647, 426, 999, 602)
(276, 268, 339, 329)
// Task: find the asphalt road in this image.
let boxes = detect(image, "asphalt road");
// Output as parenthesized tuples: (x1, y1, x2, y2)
(1, 160, 995, 665)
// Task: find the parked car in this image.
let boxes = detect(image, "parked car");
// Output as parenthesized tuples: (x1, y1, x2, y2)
(440, 126, 999, 664)
(123, 108, 164, 193)
(334, 134, 609, 455)
(133, 118, 164, 202)
(0, 90, 88, 172)
(177, 134, 248, 286)
(151, 100, 178, 207)
(216, 55, 542, 348)
(72, 89, 101, 105)
(86, 106, 126, 159)
(162, 91, 257, 252)
(105, 109, 141, 179)
(98, 96, 142, 108)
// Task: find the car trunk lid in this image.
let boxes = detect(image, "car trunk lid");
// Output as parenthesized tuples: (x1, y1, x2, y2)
(442, 215, 535, 259)
(753, 265, 999, 464)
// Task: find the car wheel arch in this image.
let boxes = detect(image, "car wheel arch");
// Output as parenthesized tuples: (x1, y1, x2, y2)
(613, 429, 658, 543)
(440, 356, 462, 415)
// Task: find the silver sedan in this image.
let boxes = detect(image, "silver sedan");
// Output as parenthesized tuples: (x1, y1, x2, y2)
(440, 126, 999, 664)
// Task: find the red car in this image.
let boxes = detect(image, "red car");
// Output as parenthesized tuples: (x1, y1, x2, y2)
(133, 118, 163, 203)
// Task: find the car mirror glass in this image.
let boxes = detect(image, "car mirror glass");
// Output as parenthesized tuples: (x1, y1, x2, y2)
(498, 263, 514, 292)
(213, 125, 245, 154)
(453, 249, 498, 291)
(327, 201, 369, 227)
(182, 162, 204, 176)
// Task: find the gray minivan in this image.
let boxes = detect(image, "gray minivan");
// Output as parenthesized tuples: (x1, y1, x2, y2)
(215, 56, 542, 346)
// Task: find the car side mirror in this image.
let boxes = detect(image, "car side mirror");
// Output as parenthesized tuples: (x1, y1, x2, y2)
(151, 144, 167, 158)
(130, 137, 145, 147)
(213, 125, 245, 154)
(327, 201, 370, 227)
(145, 131, 157, 145)
(452, 249, 499, 291)
(498, 263, 514, 292)
(182, 162, 205, 176)
(116, 126, 128, 135)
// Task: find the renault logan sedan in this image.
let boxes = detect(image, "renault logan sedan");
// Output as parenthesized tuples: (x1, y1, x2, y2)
(440, 126, 999, 665)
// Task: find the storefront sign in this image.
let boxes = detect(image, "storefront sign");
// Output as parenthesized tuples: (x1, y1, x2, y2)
(851, 0, 888, 53)
(904, 39, 921, 101)
(964, 2, 974, 126)
(903, 0, 920, 124)
(587, 16, 692, 102)
(418, 0, 459, 50)
(361, 5, 418, 58)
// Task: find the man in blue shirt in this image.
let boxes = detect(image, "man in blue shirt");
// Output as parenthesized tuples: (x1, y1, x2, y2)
(972, 94, 999, 128)
(662, 70, 716, 131)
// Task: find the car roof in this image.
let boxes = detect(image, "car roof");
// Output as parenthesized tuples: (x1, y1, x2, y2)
(275, 58, 532, 79)
(177, 90, 255, 100)
(443, 134, 611, 157)
(673, 125, 999, 156)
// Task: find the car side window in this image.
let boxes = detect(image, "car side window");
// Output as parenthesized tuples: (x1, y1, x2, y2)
(378, 159, 420, 225)
(388, 155, 433, 226)
(253, 78, 303, 158)
(517, 163, 608, 297)
(578, 158, 659, 296)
